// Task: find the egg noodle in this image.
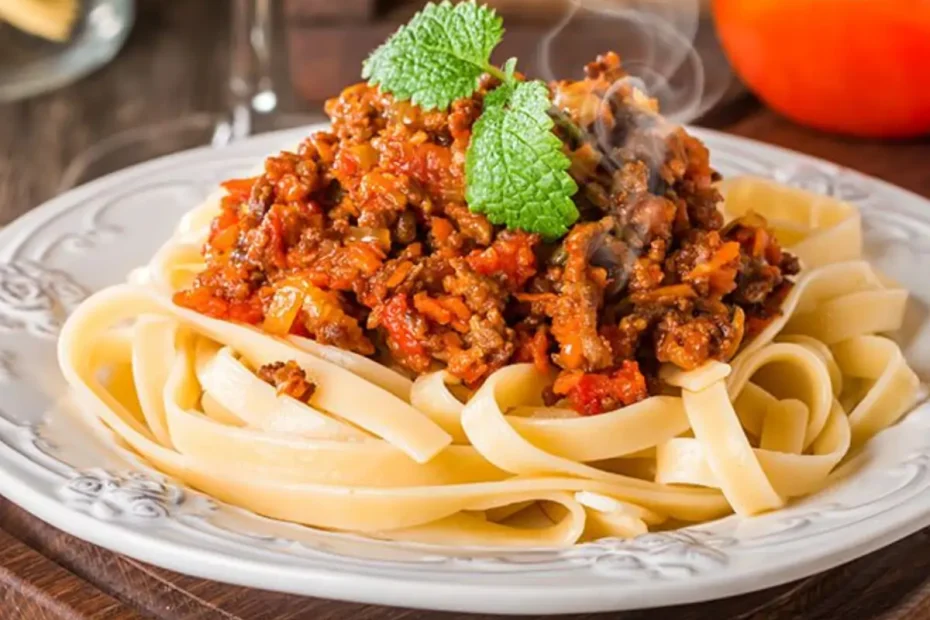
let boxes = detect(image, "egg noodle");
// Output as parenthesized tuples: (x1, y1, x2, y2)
(58, 176, 921, 547)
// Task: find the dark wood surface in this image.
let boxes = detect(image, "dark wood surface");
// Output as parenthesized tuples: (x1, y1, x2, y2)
(2, 2, 930, 618)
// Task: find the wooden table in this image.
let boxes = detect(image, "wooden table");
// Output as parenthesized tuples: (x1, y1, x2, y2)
(2, 2, 930, 618)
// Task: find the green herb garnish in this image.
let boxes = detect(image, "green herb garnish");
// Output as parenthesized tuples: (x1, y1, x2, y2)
(362, 0, 505, 110)
(466, 79, 579, 239)
(362, 1, 579, 240)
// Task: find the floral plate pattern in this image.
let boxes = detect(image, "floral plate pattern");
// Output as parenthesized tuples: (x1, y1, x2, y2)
(1, 126, 929, 614)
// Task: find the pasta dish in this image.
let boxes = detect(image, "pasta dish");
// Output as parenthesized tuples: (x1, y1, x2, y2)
(57, 3, 920, 548)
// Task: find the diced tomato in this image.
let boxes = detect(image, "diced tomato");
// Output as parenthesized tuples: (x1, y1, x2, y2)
(379, 295, 429, 370)
(221, 177, 258, 198)
(385, 142, 456, 197)
(466, 231, 539, 289)
(334, 146, 359, 179)
(174, 287, 229, 319)
(341, 144, 379, 175)
(174, 288, 264, 325)
(227, 297, 265, 324)
(556, 361, 649, 415)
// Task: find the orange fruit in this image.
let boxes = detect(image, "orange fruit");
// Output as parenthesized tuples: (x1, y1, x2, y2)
(713, 0, 930, 138)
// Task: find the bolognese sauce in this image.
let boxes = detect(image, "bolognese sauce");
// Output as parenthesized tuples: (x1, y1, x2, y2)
(174, 52, 799, 415)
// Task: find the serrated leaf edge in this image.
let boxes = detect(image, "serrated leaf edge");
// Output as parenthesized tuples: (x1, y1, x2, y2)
(361, 1, 504, 111)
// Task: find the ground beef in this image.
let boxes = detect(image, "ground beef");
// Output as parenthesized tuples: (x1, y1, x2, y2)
(257, 361, 317, 403)
(175, 51, 797, 415)
(523, 219, 615, 371)
(654, 306, 744, 370)
(724, 215, 802, 308)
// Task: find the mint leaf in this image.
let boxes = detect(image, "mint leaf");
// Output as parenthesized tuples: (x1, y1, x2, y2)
(362, 1, 504, 111)
(501, 57, 518, 81)
(466, 80, 579, 240)
(361, 3, 580, 239)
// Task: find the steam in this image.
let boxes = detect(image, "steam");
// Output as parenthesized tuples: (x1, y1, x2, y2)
(537, 0, 730, 125)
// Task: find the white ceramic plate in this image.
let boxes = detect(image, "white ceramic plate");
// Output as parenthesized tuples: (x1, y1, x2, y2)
(1, 126, 930, 615)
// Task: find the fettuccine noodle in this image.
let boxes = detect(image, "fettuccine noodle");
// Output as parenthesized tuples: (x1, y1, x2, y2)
(57, 176, 921, 547)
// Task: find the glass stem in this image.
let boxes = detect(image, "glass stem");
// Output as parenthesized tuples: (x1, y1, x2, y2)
(213, 0, 276, 147)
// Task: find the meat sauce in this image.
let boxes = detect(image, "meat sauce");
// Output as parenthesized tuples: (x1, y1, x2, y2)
(257, 360, 317, 403)
(175, 53, 799, 415)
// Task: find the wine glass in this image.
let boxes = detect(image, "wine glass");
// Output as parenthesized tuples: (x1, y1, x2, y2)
(0, 0, 135, 102)
(56, 0, 322, 192)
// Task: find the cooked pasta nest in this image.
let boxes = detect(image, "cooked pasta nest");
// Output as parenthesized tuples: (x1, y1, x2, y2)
(58, 177, 921, 547)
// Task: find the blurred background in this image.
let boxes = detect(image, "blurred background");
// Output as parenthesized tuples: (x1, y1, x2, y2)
(0, 0, 928, 227)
